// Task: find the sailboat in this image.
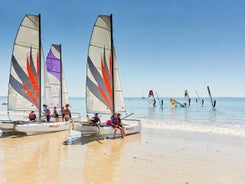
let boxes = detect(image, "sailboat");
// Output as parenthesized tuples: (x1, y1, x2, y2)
(3, 14, 71, 135)
(74, 14, 141, 136)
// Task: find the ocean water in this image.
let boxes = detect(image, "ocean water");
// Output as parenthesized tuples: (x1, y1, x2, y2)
(1, 96, 245, 137)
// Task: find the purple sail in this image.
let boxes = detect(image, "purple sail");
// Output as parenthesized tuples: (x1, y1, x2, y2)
(46, 44, 61, 81)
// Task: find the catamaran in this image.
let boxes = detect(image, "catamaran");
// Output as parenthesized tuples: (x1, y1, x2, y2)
(74, 14, 141, 137)
(1, 14, 72, 135)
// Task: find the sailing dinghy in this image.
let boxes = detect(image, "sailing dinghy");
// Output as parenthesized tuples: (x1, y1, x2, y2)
(74, 14, 141, 137)
(5, 14, 71, 135)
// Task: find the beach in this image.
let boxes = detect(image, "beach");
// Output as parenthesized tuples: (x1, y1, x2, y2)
(1, 126, 245, 184)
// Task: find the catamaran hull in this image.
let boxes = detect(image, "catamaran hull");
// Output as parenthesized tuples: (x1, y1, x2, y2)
(15, 121, 71, 136)
(74, 120, 142, 136)
(0, 121, 20, 133)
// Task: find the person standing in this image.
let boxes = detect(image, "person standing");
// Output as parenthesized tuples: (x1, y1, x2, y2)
(53, 106, 59, 122)
(64, 104, 72, 121)
(43, 104, 51, 122)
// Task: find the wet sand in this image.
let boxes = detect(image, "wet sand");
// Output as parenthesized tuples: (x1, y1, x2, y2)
(1, 127, 245, 184)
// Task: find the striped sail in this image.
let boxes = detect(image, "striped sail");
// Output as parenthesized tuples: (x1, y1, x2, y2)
(8, 15, 40, 111)
(86, 15, 125, 114)
(44, 44, 69, 108)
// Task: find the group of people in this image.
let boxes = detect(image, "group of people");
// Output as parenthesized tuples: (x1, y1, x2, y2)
(28, 104, 72, 122)
(88, 112, 125, 139)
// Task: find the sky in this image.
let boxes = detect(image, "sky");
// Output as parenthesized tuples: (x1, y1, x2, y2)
(0, 0, 245, 98)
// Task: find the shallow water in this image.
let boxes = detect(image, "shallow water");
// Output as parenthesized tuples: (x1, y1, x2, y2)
(1, 97, 245, 137)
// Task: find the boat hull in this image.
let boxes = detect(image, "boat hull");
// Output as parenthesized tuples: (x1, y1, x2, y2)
(74, 119, 142, 137)
(15, 121, 71, 136)
(0, 121, 18, 133)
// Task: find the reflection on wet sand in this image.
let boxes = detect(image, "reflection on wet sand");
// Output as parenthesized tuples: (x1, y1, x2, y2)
(0, 130, 141, 184)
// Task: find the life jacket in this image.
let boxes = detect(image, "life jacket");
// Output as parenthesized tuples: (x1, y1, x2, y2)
(29, 113, 36, 120)
(93, 117, 99, 123)
(111, 117, 118, 125)
(46, 108, 51, 115)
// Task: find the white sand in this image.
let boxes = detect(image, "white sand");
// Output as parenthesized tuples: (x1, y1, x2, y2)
(0, 127, 245, 184)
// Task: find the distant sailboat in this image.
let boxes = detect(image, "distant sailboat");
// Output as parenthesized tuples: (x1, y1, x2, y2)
(74, 14, 141, 136)
(0, 14, 71, 135)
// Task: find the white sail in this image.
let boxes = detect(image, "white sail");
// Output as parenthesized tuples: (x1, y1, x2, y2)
(184, 89, 190, 106)
(86, 15, 125, 114)
(8, 15, 40, 111)
(44, 44, 69, 108)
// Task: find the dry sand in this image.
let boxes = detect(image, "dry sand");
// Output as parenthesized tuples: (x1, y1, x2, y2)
(0, 127, 245, 184)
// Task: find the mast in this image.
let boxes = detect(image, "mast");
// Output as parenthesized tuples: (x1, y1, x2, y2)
(38, 14, 42, 120)
(110, 14, 115, 114)
(60, 44, 63, 108)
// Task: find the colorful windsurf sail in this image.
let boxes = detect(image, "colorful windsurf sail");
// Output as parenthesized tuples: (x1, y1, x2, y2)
(148, 90, 156, 106)
(170, 98, 184, 107)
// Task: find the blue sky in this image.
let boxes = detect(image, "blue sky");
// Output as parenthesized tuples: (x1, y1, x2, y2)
(0, 0, 245, 98)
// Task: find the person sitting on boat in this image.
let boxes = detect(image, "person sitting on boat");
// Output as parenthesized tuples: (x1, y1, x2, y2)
(117, 113, 125, 138)
(43, 104, 51, 122)
(111, 113, 124, 138)
(64, 104, 72, 122)
(53, 106, 59, 122)
(91, 113, 101, 126)
(29, 111, 36, 121)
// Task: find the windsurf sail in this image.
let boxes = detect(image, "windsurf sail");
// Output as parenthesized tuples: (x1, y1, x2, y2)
(148, 90, 156, 106)
(8, 14, 41, 114)
(184, 89, 190, 106)
(170, 98, 184, 107)
(86, 14, 125, 114)
(207, 86, 216, 109)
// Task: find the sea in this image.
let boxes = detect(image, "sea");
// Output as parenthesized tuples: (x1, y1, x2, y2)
(1, 96, 245, 137)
